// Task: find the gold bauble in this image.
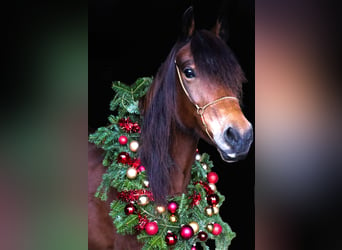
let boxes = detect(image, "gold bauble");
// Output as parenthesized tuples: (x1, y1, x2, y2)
(206, 223, 214, 232)
(205, 206, 214, 217)
(156, 205, 166, 214)
(208, 183, 217, 192)
(138, 195, 149, 206)
(129, 140, 139, 152)
(189, 221, 199, 234)
(213, 206, 219, 214)
(126, 167, 138, 179)
(169, 214, 178, 223)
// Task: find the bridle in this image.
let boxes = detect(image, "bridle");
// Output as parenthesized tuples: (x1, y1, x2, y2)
(175, 61, 239, 142)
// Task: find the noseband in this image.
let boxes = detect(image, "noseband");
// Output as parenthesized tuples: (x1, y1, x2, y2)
(175, 61, 239, 142)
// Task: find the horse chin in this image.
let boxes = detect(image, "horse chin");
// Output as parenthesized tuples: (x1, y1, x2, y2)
(217, 149, 240, 163)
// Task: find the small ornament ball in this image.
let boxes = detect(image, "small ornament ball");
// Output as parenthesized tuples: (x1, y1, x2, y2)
(143, 180, 149, 187)
(129, 140, 139, 152)
(169, 214, 178, 223)
(208, 183, 217, 192)
(213, 206, 220, 214)
(165, 232, 177, 245)
(138, 165, 146, 172)
(138, 195, 149, 206)
(207, 172, 219, 184)
(198, 231, 208, 241)
(126, 167, 138, 179)
(211, 223, 223, 235)
(180, 225, 194, 239)
(191, 245, 197, 250)
(124, 203, 136, 215)
(118, 135, 128, 145)
(205, 206, 214, 217)
(195, 153, 201, 161)
(189, 221, 199, 234)
(145, 221, 159, 235)
(156, 205, 166, 214)
(117, 152, 131, 164)
(207, 193, 220, 206)
(167, 201, 178, 214)
(207, 223, 214, 232)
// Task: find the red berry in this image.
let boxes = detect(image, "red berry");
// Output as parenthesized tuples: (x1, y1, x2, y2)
(132, 158, 141, 168)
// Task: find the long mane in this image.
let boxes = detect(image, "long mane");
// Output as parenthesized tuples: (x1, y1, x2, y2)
(139, 41, 185, 203)
(139, 30, 245, 203)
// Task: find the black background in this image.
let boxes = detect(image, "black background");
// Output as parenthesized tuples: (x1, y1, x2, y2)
(89, 0, 254, 249)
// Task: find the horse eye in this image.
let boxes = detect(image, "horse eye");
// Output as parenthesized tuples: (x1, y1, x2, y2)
(183, 68, 196, 79)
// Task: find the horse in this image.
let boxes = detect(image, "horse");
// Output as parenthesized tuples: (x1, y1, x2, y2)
(88, 8, 253, 250)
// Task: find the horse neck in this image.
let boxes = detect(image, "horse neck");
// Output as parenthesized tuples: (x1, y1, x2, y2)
(169, 128, 199, 196)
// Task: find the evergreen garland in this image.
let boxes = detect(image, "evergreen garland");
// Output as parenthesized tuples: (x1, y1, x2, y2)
(89, 77, 236, 249)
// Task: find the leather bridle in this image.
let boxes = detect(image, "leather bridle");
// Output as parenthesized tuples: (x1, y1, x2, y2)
(175, 61, 239, 142)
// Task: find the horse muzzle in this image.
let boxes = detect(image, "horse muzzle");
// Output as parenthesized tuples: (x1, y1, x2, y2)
(218, 125, 253, 163)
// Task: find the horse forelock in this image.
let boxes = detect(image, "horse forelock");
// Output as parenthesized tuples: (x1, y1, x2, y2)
(190, 30, 246, 99)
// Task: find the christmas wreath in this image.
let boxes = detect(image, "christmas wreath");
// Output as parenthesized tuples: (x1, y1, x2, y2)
(89, 77, 236, 249)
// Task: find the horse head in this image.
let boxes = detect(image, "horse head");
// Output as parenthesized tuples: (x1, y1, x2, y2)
(140, 7, 253, 202)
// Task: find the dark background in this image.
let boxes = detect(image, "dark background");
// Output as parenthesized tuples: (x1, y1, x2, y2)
(2, 0, 341, 249)
(89, 0, 254, 249)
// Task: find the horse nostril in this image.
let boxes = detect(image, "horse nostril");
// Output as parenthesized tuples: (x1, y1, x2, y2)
(225, 127, 240, 146)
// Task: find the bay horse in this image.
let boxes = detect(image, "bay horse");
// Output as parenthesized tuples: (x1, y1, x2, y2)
(88, 9, 253, 250)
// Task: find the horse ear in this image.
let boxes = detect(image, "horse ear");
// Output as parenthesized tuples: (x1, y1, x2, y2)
(211, 17, 229, 41)
(181, 6, 195, 39)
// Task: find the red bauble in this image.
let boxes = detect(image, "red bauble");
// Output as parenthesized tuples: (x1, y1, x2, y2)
(124, 203, 136, 215)
(207, 194, 220, 206)
(211, 223, 223, 235)
(145, 221, 159, 235)
(198, 231, 208, 241)
(165, 232, 177, 245)
(117, 152, 131, 164)
(138, 165, 145, 172)
(167, 201, 178, 214)
(180, 225, 194, 239)
(191, 245, 197, 250)
(118, 135, 128, 145)
(207, 172, 219, 184)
